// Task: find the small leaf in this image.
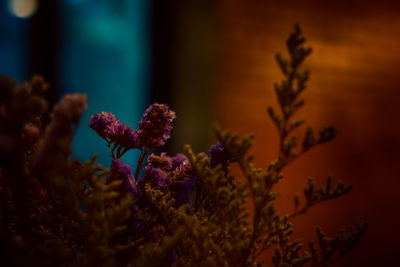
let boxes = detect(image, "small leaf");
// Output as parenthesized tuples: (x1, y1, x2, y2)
(294, 194, 300, 209)
(318, 126, 337, 144)
(267, 106, 282, 131)
(275, 53, 288, 76)
(288, 119, 306, 133)
(302, 126, 316, 152)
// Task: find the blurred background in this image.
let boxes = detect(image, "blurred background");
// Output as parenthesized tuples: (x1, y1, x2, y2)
(1, 0, 400, 266)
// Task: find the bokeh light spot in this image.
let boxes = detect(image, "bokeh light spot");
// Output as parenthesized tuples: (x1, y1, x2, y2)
(7, 0, 39, 19)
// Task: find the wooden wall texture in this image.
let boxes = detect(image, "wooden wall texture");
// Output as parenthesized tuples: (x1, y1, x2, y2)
(215, 1, 400, 266)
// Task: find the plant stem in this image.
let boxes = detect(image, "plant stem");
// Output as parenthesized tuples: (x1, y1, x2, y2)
(134, 147, 148, 179)
(106, 140, 116, 159)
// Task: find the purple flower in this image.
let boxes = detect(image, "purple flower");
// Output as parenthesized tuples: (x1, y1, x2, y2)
(147, 152, 189, 173)
(105, 122, 140, 149)
(169, 171, 199, 208)
(171, 153, 188, 171)
(138, 103, 176, 149)
(147, 152, 173, 170)
(144, 166, 172, 189)
(89, 112, 118, 138)
(208, 142, 230, 168)
(145, 152, 197, 208)
(169, 153, 197, 208)
(90, 112, 141, 157)
(111, 159, 138, 195)
(173, 176, 199, 208)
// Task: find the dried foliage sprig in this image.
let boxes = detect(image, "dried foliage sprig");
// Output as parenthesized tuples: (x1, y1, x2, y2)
(0, 25, 366, 267)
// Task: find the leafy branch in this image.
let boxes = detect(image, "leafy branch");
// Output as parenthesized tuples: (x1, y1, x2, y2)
(212, 25, 366, 266)
(289, 176, 353, 219)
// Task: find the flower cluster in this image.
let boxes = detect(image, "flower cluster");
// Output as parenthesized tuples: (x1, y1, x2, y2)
(89, 103, 175, 159)
(89, 112, 139, 157)
(107, 141, 229, 210)
(106, 123, 140, 150)
(111, 159, 138, 195)
(89, 111, 118, 138)
(142, 152, 197, 208)
(138, 103, 176, 149)
(90, 104, 197, 209)
(208, 141, 230, 168)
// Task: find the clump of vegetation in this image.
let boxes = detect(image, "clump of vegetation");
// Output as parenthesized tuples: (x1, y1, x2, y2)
(0, 25, 366, 266)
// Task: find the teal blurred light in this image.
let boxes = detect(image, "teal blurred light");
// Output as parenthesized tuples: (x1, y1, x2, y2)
(60, 0, 150, 167)
(0, 1, 30, 81)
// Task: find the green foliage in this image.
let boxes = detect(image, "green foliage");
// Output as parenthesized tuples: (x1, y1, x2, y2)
(0, 77, 138, 266)
(0, 25, 366, 267)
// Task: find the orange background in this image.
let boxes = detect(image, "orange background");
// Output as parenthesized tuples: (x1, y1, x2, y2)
(214, 0, 400, 266)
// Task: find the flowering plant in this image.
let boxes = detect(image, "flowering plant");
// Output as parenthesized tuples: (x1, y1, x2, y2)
(0, 26, 366, 266)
